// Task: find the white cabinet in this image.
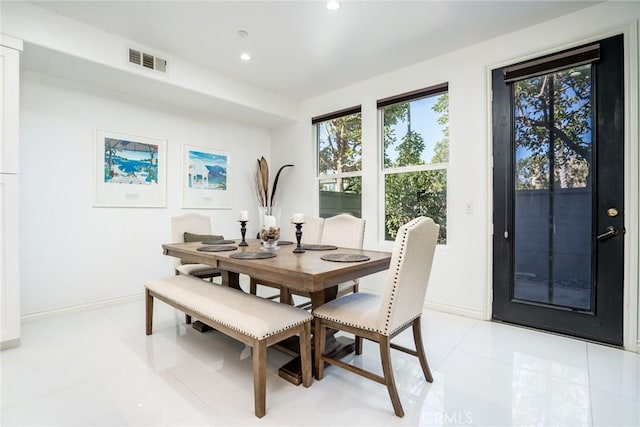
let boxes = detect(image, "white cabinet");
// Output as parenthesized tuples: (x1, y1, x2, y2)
(1, 38, 21, 174)
(0, 174, 19, 348)
(1, 34, 22, 349)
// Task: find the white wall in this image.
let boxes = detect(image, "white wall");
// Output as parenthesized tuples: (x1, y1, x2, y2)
(12, 0, 640, 350)
(272, 1, 640, 348)
(19, 71, 270, 314)
(1, 1, 297, 127)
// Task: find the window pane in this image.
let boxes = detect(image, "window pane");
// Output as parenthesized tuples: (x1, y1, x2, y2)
(513, 64, 593, 309)
(317, 112, 362, 175)
(514, 65, 592, 190)
(382, 90, 448, 243)
(384, 170, 446, 243)
(319, 176, 362, 218)
(383, 93, 448, 168)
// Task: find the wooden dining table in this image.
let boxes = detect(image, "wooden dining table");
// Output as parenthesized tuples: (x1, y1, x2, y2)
(162, 239, 392, 385)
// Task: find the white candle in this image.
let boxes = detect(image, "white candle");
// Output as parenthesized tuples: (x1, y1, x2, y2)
(239, 210, 248, 221)
(292, 213, 304, 223)
(264, 215, 276, 228)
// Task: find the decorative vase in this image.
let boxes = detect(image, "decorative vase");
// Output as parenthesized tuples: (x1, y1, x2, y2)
(258, 206, 281, 250)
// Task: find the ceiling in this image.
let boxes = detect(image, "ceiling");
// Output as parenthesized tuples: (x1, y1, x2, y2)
(29, 0, 602, 101)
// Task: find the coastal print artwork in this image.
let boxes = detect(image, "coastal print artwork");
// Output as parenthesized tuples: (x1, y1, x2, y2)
(93, 129, 167, 207)
(182, 145, 232, 209)
(104, 138, 159, 185)
(187, 149, 227, 190)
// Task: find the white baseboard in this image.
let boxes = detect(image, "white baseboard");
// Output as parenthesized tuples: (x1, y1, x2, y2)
(424, 300, 486, 320)
(0, 338, 20, 350)
(21, 293, 144, 324)
(16, 288, 639, 352)
(360, 285, 486, 321)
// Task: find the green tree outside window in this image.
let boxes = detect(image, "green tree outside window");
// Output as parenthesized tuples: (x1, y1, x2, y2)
(382, 92, 448, 243)
(317, 111, 362, 217)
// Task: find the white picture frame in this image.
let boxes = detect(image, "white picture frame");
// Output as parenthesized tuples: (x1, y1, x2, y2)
(93, 129, 167, 208)
(182, 144, 232, 209)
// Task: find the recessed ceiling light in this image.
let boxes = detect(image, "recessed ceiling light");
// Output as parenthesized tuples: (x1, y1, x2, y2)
(240, 53, 251, 61)
(327, 1, 340, 11)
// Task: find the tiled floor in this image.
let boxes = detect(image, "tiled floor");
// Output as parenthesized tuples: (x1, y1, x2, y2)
(1, 297, 639, 426)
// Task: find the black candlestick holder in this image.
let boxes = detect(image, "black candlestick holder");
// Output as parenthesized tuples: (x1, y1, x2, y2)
(239, 220, 249, 246)
(293, 222, 305, 253)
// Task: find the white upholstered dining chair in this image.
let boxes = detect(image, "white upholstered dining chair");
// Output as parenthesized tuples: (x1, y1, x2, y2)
(321, 213, 366, 297)
(282, 213, 365, 307)
(313, 216, 439, 417)
(170, 213, 221, 281)
(287, 214, 325, 244)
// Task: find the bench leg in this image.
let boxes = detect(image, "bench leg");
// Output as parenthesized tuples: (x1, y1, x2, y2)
(253, 340, 267, 418)
(300, 322, 312, 388)
(145, 289, 154, 335)
(185, 314, 192, 324)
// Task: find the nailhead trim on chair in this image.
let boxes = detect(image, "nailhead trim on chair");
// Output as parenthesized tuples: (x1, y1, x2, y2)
(382, 217, 422, 335)
(313, 216, 438, 418)
(314, 308, 419, 336)
(313, 217, 426, 337)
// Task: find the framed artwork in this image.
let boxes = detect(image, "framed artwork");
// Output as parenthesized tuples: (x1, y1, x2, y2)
(93, 129, 167, 207)
(182, 145, 232, 209)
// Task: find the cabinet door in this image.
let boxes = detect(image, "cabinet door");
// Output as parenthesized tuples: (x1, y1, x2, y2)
(0, 37, 21, 348)
(0, 174, 20, 347)
(1, 45, 21, 174)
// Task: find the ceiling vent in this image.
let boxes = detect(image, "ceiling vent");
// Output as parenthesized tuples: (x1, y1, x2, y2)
(128, 48, 167, 73)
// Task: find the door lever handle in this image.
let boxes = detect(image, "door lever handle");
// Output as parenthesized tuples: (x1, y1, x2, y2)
(597, 226, 618, 241)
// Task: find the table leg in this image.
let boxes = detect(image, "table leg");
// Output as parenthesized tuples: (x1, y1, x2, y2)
(310, 286, 337, 309)
(220, 270, 242, 290)
(277, 285, 355, 385)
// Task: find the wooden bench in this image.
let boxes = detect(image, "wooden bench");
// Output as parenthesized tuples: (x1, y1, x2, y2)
(145, 275, 313, 418)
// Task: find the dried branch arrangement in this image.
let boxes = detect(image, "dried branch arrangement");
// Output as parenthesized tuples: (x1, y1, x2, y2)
(254, 156, 294, 208)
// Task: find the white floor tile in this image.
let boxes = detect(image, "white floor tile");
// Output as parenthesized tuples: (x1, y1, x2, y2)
(457, 321, 590, 386)
(587, 342, 640, 401)
(423, 348, 592, 426)
(591, 388, 640, 427)
(2, 300, 638, 426)
(421, 310, 480, 349)
(1, 378, 131, 426)
(168, 404, 230, 426)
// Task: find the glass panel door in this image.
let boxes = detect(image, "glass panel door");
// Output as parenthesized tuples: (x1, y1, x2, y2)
(513, 65, 593, 311)
(492, 35, 624, 345)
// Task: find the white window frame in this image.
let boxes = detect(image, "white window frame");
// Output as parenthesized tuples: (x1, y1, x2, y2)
(377, 85, 449, 243)
(313, 107, 363, 218)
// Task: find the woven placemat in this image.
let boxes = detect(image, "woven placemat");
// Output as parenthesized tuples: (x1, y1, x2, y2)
(230, 252, 277, 259)
(197, 245, 238, 252)
(303, 244, 338, 251)
(202, 239, 236, 245)
(276, 240, 294, 245)
(321, 253, 370, 262)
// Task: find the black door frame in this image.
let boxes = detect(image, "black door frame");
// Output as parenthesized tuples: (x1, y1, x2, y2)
(491, 34, 625, 346)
